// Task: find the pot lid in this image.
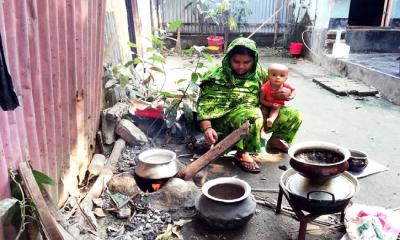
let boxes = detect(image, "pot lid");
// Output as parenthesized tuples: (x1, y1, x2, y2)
(285, 172, 356, 201)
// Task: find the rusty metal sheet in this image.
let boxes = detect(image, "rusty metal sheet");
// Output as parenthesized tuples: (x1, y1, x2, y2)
(0, 0, 105, 200)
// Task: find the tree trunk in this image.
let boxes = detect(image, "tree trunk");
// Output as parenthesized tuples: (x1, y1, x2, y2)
(175, 27, 182, 54)
(224, 25, 229, 53)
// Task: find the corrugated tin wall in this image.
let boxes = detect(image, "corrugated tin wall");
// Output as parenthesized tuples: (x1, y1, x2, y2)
(0, 0, 106, 202)
(160, 0, 289, 33)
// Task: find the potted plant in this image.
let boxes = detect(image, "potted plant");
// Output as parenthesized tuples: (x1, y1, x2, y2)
(185, 0, 251, 53)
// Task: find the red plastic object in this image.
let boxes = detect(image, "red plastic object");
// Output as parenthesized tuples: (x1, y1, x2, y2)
(290, 42, 303, 55)
(135, 105, 163, 119)
(207, 36, 224, 53)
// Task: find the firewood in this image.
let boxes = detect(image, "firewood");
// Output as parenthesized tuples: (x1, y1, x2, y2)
(79, 139, 126, 229)
(19, 161, 64, 240)
(178, 121, 250, 180)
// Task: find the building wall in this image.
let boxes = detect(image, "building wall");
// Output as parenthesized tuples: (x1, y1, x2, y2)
(329, 0, 350, 29)
(159, 0, 289, 34)
(0, 0, 106, 203)
(393, 0, 400, 17)
(391, 0, 400, 26)
(104, 1, 132, 65)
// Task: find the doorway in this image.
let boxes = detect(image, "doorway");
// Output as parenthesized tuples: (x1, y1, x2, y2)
(348, 0, 387, 26)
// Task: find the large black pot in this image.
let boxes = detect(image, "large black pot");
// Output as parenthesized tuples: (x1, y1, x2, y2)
(288, 141, 351, 181)
(280, 169, 358, 214)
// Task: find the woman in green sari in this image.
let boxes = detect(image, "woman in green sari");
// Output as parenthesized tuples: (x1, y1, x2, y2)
(197, 37, 302, 173)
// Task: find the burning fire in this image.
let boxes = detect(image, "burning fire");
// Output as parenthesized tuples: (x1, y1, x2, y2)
(151, 183, 163, 192)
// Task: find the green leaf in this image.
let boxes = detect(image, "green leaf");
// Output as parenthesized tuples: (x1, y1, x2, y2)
(150, 66, 165, 74)
(198, 62, 204, 68)
(228, 16, 237, 31)
(176, 78, 187, 84)
(32, 170, 55, 193)
(176, 79, 187, 84)
(146, 47, 155, 52)
(168, 19, 183, 31)
(203, 53, 213, 62)
(124, 60, 134, 67)
(133, 57, 142, 65)
(191, 72, 199, 83)
(112, 66, 120, 74)
(33, 170, 55, 186)
(128, 42, 138, 48)
(159, 91, 174, 97)
(150, 35, 163, 47)
(149, 55, 166, 63)
(119, 74, 129, 87)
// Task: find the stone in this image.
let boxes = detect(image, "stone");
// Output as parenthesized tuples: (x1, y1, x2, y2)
(107, 172, 140, 196)
(92, 198, 104, 208)
(105, 102, 129, 122)
(93, 208, 106, 218)
(115, 119, 148, 145)
(101, 111, 117, 144)
(117, 208, 131, 219)
(105, 84, 121, 108)
(141, 178, 201, 211)
(105, 79, 118, 89)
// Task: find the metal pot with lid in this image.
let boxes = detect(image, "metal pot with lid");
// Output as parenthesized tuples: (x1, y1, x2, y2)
(135, 149, 178, 179)
(281, 169, 359, 214)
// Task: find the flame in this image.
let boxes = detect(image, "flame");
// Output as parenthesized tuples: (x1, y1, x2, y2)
(151, 183, 162, 192)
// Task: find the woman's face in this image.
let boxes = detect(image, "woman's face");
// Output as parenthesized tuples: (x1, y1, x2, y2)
(229, 54, 254, 75)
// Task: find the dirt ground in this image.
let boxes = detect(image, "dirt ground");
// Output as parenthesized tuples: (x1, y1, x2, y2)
(158, 55, 400, 240)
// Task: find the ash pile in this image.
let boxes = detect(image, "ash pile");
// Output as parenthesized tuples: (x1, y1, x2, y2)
(61, 101, 203, 239)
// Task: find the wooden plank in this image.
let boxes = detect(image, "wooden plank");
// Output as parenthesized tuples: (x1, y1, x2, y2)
(19, 161, 64, 240)
(178, 121, 250, 180)
(79, 138, 126, 229)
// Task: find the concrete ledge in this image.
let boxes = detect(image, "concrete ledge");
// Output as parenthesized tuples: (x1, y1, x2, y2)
(312, 77, 378, 96)
(317, 55, 400, 105)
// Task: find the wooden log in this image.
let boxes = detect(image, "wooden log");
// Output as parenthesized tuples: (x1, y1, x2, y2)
(42, 189, 76, 239)
(178, 121, 250, 180)
(19, 161, 64, 240)
(79, 139, 126, 229)
(0, 198, 18, 240)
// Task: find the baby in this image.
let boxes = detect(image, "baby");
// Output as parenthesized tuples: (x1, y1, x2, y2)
(260, 63, 296, 128)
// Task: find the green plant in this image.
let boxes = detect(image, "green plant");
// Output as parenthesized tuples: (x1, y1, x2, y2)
(8, 168, 55, 239)
(185, 0, 252, 51)
(148, 45, 217, 144)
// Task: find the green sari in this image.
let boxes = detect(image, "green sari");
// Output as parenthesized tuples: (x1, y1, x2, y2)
(197, 38, 302, 153)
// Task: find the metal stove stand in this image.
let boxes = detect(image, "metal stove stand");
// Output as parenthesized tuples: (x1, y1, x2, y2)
(275, 184, 345, 240)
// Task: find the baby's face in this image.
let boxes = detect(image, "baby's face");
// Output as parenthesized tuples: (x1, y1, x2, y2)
(268, 68, 288, 86)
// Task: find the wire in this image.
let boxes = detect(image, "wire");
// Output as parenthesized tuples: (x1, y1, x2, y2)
(301, 28, 324, 60)
(247, 0, 291, 39)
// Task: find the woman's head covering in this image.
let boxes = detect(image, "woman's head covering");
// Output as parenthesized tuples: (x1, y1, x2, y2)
(222, 37, 259, 81)
(196, 37, 267, 120)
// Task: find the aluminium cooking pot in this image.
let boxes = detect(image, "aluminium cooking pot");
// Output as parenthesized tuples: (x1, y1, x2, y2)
(135, 149, 178, 179)
(281, 169, 359, 214)
(288, 141, 351, 181)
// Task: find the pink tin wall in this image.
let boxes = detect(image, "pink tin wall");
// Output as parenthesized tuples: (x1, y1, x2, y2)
(0, 0, 106, 202)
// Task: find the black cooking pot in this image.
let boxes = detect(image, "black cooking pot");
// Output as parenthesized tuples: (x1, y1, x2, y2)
(281, 169, 358, 214)
(288, 141, 351, 181)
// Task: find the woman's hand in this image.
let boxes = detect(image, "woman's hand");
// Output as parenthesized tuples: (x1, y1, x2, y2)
(271, 87, 291, 101)
(203, 128, 218, 145)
